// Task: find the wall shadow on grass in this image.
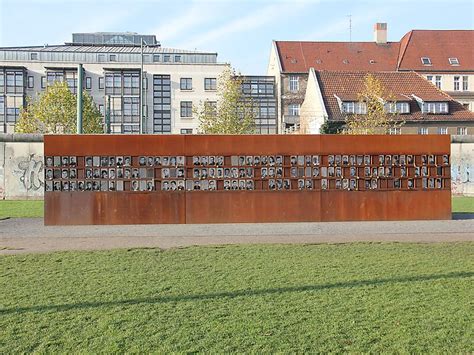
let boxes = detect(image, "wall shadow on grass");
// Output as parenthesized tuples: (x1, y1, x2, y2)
(1, 271, 472, 316)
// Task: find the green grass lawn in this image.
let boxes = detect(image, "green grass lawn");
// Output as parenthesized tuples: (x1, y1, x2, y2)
(0, 200, 44, 218)
(0, 196, 473, 218)
(0, 243, 473, 352)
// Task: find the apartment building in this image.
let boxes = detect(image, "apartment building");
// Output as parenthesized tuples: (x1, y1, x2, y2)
(299, 69, 474, 135)
(268, 24, 474, 132)
(0, 32, 277, 134)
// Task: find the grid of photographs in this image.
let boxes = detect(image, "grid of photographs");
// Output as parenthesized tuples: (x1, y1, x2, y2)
(44, 153, 451, 192)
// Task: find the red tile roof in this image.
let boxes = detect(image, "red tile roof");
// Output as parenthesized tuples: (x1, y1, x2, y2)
(275, 30, 474, 73)
(397, 30, 474, 71)
(316, 71, 474, 122)
(276, 41, 400, 73)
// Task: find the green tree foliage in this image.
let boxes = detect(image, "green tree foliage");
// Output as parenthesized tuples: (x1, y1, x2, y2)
(319, 121, 345, 134)
(195, 66, 256, 134)
(344, 74, 404, 135)
(15, 81, 103, 134)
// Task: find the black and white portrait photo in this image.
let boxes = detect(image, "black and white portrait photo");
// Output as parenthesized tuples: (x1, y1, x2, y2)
(261, 167, 268, 179)
(209, 180, 217, 191)
(101, 169, 108, 179)
(224, 180, 231, 190)
(313, 167, 320, 177)
(139, 156, 147, 166)
(123, 156, 132, 167)
(328, 155, 335, 166)
(297, 179, 305, 190)
(45, 168, 53, 180)
(45, 156, 54, 167)
(61, 169, 69, 179)
(69, 169, 77, 179)
(428, 154, 435, 165)
(61, 156, 69, 166)
(321, 179, 328, 190)
(117, 156, 124, 167)
(161, 168, 170, 179)
(69, 156, 77, 167)
(268, 179, 276, 190)
(109, 156, 116, 167)
(335, 155, 341, 166)
(108, 168, 115, 179)
(442, 155, 449, 165)
(100, 156, 109, 167)
(312, 155, 320, 166)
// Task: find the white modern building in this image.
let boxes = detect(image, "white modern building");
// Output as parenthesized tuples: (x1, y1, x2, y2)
(0, 32, 228, 134)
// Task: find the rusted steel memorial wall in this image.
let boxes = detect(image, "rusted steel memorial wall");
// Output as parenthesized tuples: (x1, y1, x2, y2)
(44, 134, 451, 225)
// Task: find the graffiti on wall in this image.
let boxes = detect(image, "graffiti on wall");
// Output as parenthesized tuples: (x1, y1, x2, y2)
(14, 154, 44, 191)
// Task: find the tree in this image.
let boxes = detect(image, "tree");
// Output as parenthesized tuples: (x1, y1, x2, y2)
(15, 81, 103, 134)
(343, 74, 404, 135)
(195, 66, 256, 134)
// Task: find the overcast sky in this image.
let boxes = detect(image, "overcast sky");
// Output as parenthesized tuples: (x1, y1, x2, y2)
(1, 0, 473, 74)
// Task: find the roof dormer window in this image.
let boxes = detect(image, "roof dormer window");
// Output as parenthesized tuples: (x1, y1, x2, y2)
(449, 57, 459, 66)
(421, 57, 431, 65)
(342, 59, 349, 64)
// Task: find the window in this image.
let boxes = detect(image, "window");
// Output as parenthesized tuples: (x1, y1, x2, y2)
(449, 57, 459, 65)
(109, 54, 117, 61)
(153, 74, 172, 134)
(418, 127, 429, 135)
(6, 71, 24, 94)
(342, 102, 367, 114)
(153, 54, 160, 62)
(99, 77, 104, 89)
(6, 95, 22, 123)
(97, 54, 105, 62)
(462, 76, 468, 91)
(289, 75, 299, 91)
(426, 75, 433, 83)
(98, 104, 104, 116)
(180, 78, 192, 90)
(0, 72, 3, 94)
(388, 127, 401, 135)
(438, 127, 448, 134)
(421, 57, 431, 65)
(423, 102, 449, 114)
(27, 76, 34, 89)
(288, 103, 300, 116)
(30, 53, 38, 60)
(163, 55, 170, 63)
(180, 128, 193, 134)
(174, 55, 182, 62)
(46, 71, 64, 84)
(180, 101, 193, 118)
(457, 127, 467, 135)
(41, 76, 46, 88)
(85, 77, 92, 90)
(385, 102, 410, 114)
(435, 76, 442, 89)
(454, 76, 460, 91)
(204, 78, 216, 90)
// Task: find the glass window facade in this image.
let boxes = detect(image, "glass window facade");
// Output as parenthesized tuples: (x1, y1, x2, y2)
(153, 74, 171, 133)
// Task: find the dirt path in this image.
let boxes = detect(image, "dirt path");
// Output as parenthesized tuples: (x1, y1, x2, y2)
(1, 218, 473, 255)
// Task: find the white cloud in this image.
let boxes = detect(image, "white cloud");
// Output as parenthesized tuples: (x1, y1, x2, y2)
(175, 1, 314, 50)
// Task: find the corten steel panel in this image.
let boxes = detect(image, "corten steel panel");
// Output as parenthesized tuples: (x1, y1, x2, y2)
(320, 190, 451, 222)
(44, 134, 186, 156)
(184, 134, 321, 155)
(319, 134, 450, 155)
(44, 134, 451, 225)
(185, 191, 321, 223)
(45, 192, 185, 225)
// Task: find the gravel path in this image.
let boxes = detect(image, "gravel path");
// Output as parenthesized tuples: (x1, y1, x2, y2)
(0, 217, 473, 255)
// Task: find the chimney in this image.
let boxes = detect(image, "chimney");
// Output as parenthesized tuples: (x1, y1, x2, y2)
(374, 23, 387, 44)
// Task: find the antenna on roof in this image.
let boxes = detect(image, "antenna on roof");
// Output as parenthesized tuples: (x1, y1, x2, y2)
(347, 14, 352, 42)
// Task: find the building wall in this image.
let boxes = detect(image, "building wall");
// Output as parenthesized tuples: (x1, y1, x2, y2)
(266, 43, 283, 133)
(1, 135, 473, 199)
(299, 69, 327, 134)
(1, 61, 228, 134)
(420, 73, 474, 111)
(400, 123, 474, 135)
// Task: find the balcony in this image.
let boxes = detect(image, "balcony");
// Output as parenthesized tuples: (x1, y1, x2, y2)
(283, 114, 300, 125)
